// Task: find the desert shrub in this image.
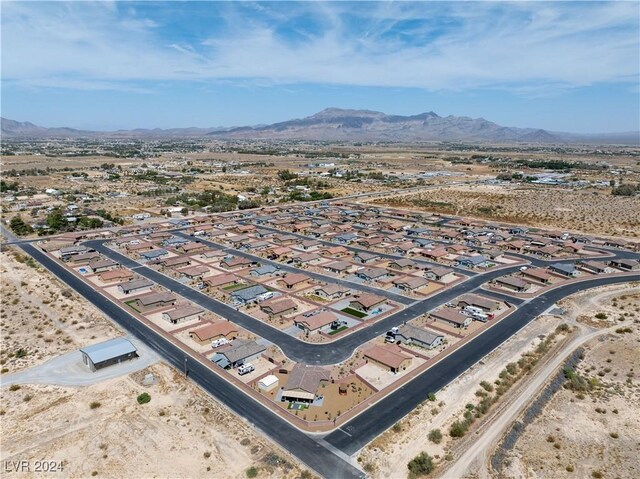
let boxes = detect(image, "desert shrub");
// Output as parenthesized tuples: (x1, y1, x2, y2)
(594, 312, 608, 319)
(612, 183, 639, 196)
(449, 420, 468, 438)
(479, 380, 494, 392)
(89, 401, 101, 409)
(428, 429, 442, 444)
(563, 368, 592, 392)
(505, 362, 518, 375)
(14, 348, 28, 359)
(407, 452, 434, 478)
(136, 392, 151, 404)
(263, 452, 285, 467)
(246, 467, 258, 478)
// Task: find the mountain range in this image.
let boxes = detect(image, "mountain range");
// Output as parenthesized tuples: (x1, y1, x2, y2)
(2, 109, 638, 144)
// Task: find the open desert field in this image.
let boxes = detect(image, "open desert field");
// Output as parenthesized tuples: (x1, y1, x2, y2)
(371, 184, 640, 238)
(0, 247, 118, 374)
(0, 362, 306, 479)
(499, 327, 640, 479)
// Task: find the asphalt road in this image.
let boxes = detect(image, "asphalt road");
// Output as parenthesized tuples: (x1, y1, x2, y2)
(241, 223, 475, 276)
(86, 239, 525, 364)
(170, 231, 414, 305)
(5, 226, 639, 474)
(11, 241, 364, 479)
(323, 273, 639, 455)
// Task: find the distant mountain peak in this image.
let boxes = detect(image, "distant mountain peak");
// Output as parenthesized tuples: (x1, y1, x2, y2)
(2, 113, 637, 144)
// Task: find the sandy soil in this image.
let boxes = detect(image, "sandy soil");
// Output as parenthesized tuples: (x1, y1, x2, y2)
(371, 184, 640, 238)
(557, 284, 640, 328)
(0, 248, 118, 374)
(0, 363, 307, 479)
(502, 328, 640, 479)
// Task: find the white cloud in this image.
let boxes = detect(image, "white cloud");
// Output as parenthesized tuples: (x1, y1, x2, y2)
(1, 1, 638, 93)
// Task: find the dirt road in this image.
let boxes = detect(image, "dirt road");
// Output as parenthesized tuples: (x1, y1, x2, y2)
(441, 307, 636, 478)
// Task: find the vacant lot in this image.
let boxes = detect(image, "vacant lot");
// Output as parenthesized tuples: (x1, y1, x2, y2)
(0, 248, 118, 374)
(372, 184, 640, 238)
(0, 363, 305, 479)
(502, 325, 640, 479)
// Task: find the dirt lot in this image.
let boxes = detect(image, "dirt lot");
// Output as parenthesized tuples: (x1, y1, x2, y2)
(371, 184, 640, 238)
(502, 327, 640, 479)
(0, 248, 118, 374)
(0, 363, 306, 479)
(558, 284, 640, 328)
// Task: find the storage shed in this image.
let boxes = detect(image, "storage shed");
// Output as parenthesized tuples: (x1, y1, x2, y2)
(80, 337, 138, 372)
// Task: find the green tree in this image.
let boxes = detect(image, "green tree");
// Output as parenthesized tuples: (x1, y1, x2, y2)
(449, 420, 468, 438)
(9, 215, 33, 236)
(0, 179, 19, 192)
(46, 208, 66, 232)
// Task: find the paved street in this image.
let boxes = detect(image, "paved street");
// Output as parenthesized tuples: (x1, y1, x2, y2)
(4, 226, 639, 478)
(11, 241, 364, 479)
(171, 231, 415, 305)
(322, 273, 637, 454)
(86, 239, 526, 364)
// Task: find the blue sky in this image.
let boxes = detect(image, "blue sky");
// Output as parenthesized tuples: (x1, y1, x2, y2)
(2, 1, 639, 133)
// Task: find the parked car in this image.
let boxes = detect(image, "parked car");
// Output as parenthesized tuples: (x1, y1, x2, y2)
(238, 363, 255, 375)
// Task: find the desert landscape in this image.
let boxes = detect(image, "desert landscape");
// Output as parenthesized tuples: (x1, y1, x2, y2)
(372, 184, 640, 239)
(0, 247, 118, 374)
(497, 285, 640, 479)
(1, 362, 308, 479)
(1, 3, 639, 477)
